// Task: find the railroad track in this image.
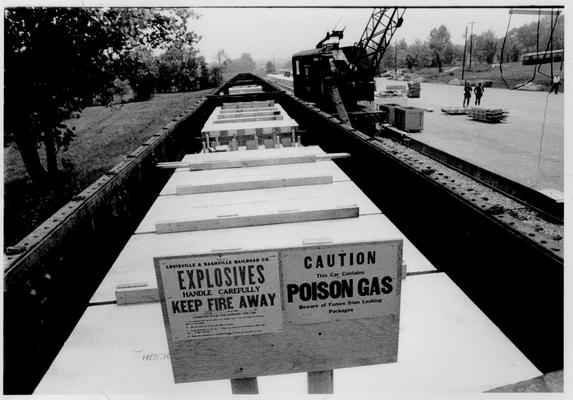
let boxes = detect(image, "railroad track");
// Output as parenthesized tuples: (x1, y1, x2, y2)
(266, 76, 294, 91)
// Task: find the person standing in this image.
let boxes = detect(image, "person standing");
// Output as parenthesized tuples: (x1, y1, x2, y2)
(549, 74, 561, 94)
(474, 82, 484, 105)
(463, 82, 472, 107)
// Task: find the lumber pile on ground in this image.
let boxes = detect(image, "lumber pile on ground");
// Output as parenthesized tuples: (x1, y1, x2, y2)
(466, 107, 509, 123)
(441, 107, 468, 115)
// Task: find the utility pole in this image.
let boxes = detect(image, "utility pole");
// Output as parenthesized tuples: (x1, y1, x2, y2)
(394, 41, 398, 75)
(468, 21, 476, 70)
(462, 26, 468, 81)
(549, 10, 554, 77)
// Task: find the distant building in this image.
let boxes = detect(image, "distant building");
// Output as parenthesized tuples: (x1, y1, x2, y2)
(521, 49, 564, 65)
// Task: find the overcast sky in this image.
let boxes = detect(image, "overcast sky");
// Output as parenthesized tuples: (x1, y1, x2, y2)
(191, 7, 545, 63)
(3, 0, 561, 63)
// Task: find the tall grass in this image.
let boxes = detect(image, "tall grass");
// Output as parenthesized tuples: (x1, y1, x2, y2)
(4, 90, 212, 246)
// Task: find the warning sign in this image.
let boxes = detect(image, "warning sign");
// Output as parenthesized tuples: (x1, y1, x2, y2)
(281, 241, 401, 324)
(155, 251, 282, 340)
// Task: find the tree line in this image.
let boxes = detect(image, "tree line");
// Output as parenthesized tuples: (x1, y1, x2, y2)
(4, 8, 225, 182)
(378, 15, 563, 72)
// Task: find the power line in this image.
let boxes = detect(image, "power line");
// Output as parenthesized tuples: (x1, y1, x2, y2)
(499, 8, 541, 90)
(536, 9, 561, 79)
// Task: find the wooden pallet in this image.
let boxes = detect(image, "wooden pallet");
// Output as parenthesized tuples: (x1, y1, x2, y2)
(441, 107, 468, 115)
(466, 107, 509, 123)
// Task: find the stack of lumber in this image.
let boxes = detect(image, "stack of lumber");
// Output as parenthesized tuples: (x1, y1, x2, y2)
(466, 107, 509, 123)
(201, 100, 299, 150)
(228, 85, 263, 95)
(407, 82, 421, 98)
(441, 107, 468, 115)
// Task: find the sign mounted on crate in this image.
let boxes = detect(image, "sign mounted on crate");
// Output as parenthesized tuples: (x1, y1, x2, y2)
(155, 251, 282, 341)
(283, 242, 400, 324)
(154, 240, 402, 384)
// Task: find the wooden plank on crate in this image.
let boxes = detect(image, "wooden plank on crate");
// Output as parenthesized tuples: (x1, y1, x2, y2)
(308, 370, 334, 394)
(222, 100, 274, 109)
(160, 161, 350, 196)
(156, 153, 350, 170)
(138, 181, 380, 234)
(183, 144, 324, 163)
(231, 378, 259, 394)
(220, 103, 275, 111)
(115, 282, 158, 305)
(213, 115, 284, 124)
(229, 85, 262, 91)
(91, 214, 434, 304)
(229, 89, 264, 95)
(229, 85, 262, 90)
(156, 155, 311, 169)
(217, 110, 280, 119)
(154, 205, 359, 234)
(230, 88, 263, 93)
(220, 106, 277, 114)
(229, 86, 263, 94)
(175, 174, 333, 195)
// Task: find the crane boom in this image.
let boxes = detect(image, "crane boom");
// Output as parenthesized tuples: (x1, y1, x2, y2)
(291, 7, 406, 127)
(356, 8, 405, 75)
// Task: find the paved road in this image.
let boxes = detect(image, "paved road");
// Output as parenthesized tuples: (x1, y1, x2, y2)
(375, 79, 564, 192)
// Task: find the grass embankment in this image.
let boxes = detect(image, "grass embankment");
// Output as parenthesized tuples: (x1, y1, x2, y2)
(414, 61, 564, 89)
(4, 90, 212, 247)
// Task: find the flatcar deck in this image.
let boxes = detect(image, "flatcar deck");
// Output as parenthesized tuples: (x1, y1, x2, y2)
(35, 142, 540, 394)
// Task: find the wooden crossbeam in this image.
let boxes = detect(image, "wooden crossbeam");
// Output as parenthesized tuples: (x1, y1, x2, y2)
(115, 283, 158, 305)
(156, 153, 351, 170)
(213, 115, 284, 124)
(217, 110, 280, 119)
(222, 100, 274, 109)
(155, 205, 359, 234)
(229, 89, 263, 95)
(227, 87, 264, 95)
(220, 106, 277, 114)
(176, 175, 333, 195)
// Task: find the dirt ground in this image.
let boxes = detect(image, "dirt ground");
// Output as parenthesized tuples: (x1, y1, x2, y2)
(375, 78, 564, 192)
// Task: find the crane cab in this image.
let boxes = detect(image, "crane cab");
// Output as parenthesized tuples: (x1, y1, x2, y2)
(291, 48, 324, 105)
(292, 45, 375, 108)
(291, 8, 405, 111)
